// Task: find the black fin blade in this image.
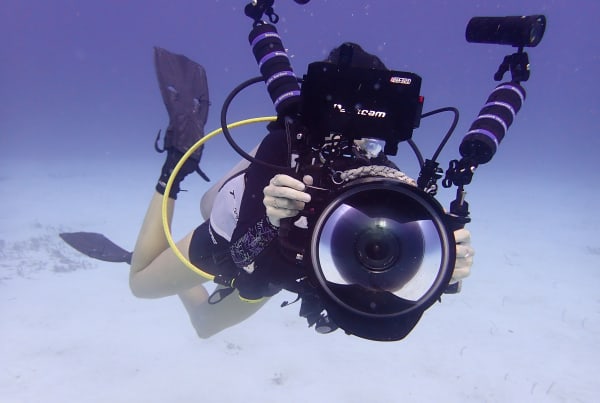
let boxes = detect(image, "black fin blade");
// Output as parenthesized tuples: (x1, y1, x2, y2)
(59, 232, 132, 264)
(154, 46, 210, 162)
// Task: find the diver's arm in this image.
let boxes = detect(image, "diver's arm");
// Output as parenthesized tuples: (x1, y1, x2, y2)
(230, 174, 311, 269)
(229, 216, 279, 269)
(229, 130, 290, 269)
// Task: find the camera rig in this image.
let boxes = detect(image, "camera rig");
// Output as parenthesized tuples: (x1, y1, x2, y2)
(219, 1, 546, 341)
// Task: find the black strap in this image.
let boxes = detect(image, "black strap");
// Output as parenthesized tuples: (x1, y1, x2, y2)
(208, 286, 236, 305)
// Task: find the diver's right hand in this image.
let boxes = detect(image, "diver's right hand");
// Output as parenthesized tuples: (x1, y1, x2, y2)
(263, 174, 312, 227)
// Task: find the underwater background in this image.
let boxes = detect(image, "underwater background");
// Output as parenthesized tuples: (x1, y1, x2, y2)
(1, 1, 598, 402)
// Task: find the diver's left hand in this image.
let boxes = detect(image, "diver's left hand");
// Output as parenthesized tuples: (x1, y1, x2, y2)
(451, 228, 474, 284)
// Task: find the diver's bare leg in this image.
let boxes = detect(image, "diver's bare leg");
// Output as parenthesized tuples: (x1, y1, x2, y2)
(130, 192, 205, 298)
(129, 192, 267, 337)
(183, 289, 269, 339)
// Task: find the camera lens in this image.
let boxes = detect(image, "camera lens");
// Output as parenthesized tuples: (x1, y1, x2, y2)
(311, 179, 454, 303)
(355, 224, 400, 272)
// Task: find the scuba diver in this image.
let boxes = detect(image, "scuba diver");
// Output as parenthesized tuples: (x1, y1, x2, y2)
(125, 43, 474, 338)
(61, 4, 544, 340)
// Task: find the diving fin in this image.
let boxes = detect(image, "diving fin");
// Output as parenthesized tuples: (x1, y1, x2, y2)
(153, 46, 210, 181)
(59, 232, 132, 264)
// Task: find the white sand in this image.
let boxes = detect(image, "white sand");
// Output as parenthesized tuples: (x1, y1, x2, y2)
(0, 156, 598, 403)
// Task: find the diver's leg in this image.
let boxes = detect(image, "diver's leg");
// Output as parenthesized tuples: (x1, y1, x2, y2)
(129, 192, 207, 298)
(185, 290, 269, 339)
(128, 192, 268, 338)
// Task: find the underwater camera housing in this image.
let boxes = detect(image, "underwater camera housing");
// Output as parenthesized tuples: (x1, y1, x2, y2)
(235, 2, 546, 341)
(278, 175, 457, 341)
(274, 60, 457, 341)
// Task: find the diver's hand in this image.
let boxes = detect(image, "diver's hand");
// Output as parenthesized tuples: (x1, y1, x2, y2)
(451, 228, 474, 284)
(263, 174, 312, 227)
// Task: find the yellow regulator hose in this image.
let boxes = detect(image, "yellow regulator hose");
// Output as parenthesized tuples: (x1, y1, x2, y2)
(161, 116, 276, 280)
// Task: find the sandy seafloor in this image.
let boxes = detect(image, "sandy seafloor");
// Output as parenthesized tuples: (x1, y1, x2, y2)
(0, 154, 598, 403)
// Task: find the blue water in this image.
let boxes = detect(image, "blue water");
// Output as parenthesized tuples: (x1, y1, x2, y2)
(2, 1, 599, 174)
